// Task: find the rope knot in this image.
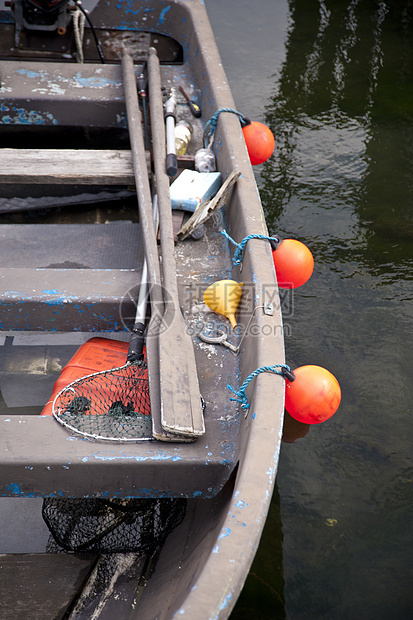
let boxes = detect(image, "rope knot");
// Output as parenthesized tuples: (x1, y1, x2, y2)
(204, 108, 250, 147)
(228, 364, 294, 415)
(221, 229, 281, 266)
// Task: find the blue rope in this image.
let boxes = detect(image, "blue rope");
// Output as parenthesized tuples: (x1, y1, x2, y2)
(204, 108, 249, 146)
(228, 364, 291, 410)
(221, 229, 280, 266)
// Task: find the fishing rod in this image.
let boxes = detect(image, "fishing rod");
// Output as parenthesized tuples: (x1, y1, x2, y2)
(164, 87, 178, 177)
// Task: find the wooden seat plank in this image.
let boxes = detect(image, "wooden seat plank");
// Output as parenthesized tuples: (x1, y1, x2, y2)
(0, 149, 135, 185)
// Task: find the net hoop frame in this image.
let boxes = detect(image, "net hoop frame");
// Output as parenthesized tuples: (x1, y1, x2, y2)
(51, 361, 153, 442)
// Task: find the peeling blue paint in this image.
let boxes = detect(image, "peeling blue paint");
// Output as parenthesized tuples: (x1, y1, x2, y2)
(0, 11, 14, 23)
(0, 108, 58, 126)
(44, 298, 69, 306)
(235, 499, 248, 509)
(6, 484, 30, 496)
(116, 0, 145, 16)
(17, 69, 43, 79)
(218, 593, 232, 612)
(2, 484, 65, 498)
(73, 73, 120, 89)
(82, 453, 183, 463)
(158, 6, 171, 23)
(218, 527, 231, 540)
(5, 291, 30, 298)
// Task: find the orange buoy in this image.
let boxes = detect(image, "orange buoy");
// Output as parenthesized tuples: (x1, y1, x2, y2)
(272, 239, 314, 289)
(284, 365, 341, 424)
(242, 121, 275, 165)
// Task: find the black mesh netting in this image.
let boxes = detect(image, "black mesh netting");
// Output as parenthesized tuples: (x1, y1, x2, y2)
(52, 360, 152, 441)
(42, 497, 187, 554)
(42, 497, 187, 617)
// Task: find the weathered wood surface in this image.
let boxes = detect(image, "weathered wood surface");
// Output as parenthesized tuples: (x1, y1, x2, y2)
(148, 47, 205, 439)
(0, 149, 135, 185)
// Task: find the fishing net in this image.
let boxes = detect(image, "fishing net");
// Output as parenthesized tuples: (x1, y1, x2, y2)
(52, 360, 152, 441)
(43, 498, 187, 618)
(42, 497, 187, 554)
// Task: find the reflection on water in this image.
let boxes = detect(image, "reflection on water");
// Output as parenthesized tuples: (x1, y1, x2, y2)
(262, 1, 413, 278)
(282, 412, 310, 444)
(232, 1, 413, 618)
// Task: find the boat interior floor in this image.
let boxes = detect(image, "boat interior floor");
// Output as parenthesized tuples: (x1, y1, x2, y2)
(0, 207, 242, 498)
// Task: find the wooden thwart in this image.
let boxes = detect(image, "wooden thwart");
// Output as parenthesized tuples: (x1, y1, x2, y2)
(0, 148, 135, 185)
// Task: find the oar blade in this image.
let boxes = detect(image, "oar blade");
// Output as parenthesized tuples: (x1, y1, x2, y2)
(159, 314, 205, 438)
(149, 327, 198, 443)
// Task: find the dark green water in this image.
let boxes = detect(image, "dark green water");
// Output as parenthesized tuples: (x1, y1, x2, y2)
(206, 1, 413, 618)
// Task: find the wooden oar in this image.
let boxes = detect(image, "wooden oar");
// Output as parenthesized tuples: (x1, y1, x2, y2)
(121, 49, 164, 430)
(147, 47, 205, 438)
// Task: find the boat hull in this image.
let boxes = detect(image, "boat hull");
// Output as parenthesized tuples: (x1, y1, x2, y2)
(0, 1, 285, 618)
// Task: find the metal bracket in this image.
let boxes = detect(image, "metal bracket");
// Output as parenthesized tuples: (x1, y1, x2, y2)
(198, 300, 274, 353)
(263, 302, 274, 316)
(198, 329, 239, 353)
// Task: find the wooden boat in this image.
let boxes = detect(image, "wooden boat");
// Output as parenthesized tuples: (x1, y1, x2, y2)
(0, 1, 285, 618)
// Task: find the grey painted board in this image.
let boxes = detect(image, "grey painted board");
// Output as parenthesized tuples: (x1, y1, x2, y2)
(0, 61, 127, 128)
(0, 223, 142, 269)
(0, 554, 95, 620)
(0, 409, 241, 498)
(0, 268, 138, 331)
